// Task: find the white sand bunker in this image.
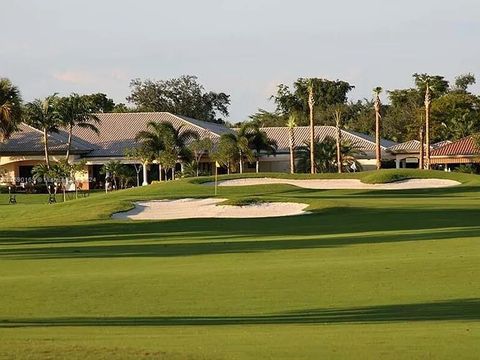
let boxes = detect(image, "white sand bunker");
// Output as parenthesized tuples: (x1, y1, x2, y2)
(112, 198, 309, 220)
(210, 178, 460, 190)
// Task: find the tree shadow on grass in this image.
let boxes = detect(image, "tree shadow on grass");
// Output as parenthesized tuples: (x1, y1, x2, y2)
(1, 224, 479, 260)
(1, 299, 479, 328)
(1, 206, 479, 242)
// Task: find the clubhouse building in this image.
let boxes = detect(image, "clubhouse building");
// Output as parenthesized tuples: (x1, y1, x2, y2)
(1, 112, 478, 189)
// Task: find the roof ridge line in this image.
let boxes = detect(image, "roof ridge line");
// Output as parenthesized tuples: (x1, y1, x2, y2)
(169, 113, 221, 137)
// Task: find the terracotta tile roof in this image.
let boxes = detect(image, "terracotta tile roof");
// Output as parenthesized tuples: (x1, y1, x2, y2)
(431, 136, 479, 157)
(0, 123, 92, 155)
(260, 126, 397, 154)
(68, 112, 235, 157)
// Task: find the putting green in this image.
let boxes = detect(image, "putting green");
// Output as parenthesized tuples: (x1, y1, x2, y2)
(0, 170, 479, 359)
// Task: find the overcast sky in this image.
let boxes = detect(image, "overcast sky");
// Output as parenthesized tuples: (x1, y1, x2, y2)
(2, 0, 480, 122)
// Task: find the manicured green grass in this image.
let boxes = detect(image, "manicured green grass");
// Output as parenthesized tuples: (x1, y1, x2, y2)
(0, 170, 479, 359)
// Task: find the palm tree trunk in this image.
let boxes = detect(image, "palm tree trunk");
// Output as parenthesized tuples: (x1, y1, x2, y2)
(419, 127, 425, 169)
(308, 87, 315, 174)
(43, 127, 50, 169)
(375, 111, 381, 170)
(289, 128, 295, 174)
(425, 90, 431, 170)
(227, 162, 230, 175)
(172, 167, 175, 180)
(239, 151, 243, 174)
(45, 176, 52, 195)
(65, 124, 73, 162)
(336, 118, 342, 173)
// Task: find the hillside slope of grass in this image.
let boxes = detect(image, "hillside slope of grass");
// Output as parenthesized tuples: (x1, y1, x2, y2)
(0, 170, 479, 359)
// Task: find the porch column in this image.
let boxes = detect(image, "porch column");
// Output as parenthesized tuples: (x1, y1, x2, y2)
(395, 159, 400, 169)
(142, 163, 148, 186)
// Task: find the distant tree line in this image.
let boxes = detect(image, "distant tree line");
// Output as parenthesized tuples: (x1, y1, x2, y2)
(250, 73, 480, 144)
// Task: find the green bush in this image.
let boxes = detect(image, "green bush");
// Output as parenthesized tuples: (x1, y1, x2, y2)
(454, 164, 478, 174)
(221, 197, 266, 207)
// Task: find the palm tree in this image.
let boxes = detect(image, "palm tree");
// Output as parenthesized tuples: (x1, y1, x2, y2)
(212, 134, 239, 174)
(0, 78, 22, 142)
(413, 74, 448, 169)
(57, 94, 100, 161)
(307, 80, 315, 174)
(240, 121, 277, 173)
(32, 163, 55, 195)
(135, 121, 167, 180)
(189, 135, 213, 176)
(423, 80, 432, 170)
(297, 136, 364, 173)
(214, 133, 254, 174)
(373, 87, 383, 170)
(286, 113, 297, 174)
(100, 160, 124, 189)
(135, 121, 198, 180)
(32, 162, 68, 199)
(125, 146, 154, 186)
(24, 95, 61, 169)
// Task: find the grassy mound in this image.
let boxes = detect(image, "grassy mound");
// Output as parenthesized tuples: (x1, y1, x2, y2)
(360, 169, 472, 184)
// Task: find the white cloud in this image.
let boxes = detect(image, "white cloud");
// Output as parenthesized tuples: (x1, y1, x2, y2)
(53, 70, 94, 85)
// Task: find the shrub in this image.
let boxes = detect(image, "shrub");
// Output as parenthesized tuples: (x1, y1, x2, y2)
(221, 197, 266, 207)
(454, 164, 478, 174)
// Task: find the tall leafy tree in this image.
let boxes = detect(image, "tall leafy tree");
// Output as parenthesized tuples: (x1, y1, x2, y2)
(271, 78, 354, 124)
(127, 75, 230, 123)
(249, 109, 286, 127)
(80, 93, 116, 113)
(24, 95, 61, 169)
(432, 93, 480, 140)
(0, 78, 22, 142)
(453, 73, 476, 92)
(57, 94, 100, 161)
